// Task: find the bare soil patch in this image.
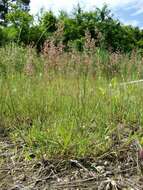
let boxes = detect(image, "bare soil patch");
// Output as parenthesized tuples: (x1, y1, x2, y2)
(0, 133, 143, 190)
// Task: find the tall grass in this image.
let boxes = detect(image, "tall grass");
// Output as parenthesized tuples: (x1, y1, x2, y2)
(0, 43, 143, 159)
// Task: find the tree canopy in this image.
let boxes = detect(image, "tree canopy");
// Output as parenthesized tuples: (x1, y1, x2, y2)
(0, 3, 143, 52)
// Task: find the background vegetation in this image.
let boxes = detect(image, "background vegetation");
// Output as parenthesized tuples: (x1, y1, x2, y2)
(0, 0, 143, 52)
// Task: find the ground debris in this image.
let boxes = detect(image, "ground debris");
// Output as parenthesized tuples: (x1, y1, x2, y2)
(0, 131, 143, 190)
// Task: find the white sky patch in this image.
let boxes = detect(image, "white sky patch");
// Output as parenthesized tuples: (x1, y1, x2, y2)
(30, 0, 138, 15)
(30, 0, 79, 15)
(30, 0, 143, 27)
(130, 1, 143, 16)
(124, 20, 140, 26)
(85, 0, 136, 9)
(132, 8, 143, 16)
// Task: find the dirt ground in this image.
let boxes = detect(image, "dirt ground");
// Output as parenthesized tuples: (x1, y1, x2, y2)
(0, 131, 143, 190)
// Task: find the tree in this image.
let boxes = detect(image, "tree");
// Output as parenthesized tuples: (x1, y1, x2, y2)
(96, 4, 112, 22)
(17, 0, 30, 11)
(40, 11, 57, 34)
(0, 0, 8, 25)
(6, 5, 33, 44)
(0, 0, 30, 26)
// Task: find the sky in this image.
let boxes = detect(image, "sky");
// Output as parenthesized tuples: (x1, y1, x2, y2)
(30, 0, 143, 28)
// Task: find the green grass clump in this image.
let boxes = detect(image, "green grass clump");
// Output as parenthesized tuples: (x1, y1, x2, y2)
(0, 44, 143, 159)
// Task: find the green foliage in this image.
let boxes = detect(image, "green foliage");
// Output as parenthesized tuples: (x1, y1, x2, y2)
(3, 26, 18, 42)
(0, 3, 143, 52)
(1, 45, 143, 158)
(0, 0, 30, 26)
(40, 11, 57, 34)
(6, 6, 33, 43)
(7, 8, 33, 28)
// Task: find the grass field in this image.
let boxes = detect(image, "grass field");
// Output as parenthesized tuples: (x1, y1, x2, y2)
(0, 44, 143, 160)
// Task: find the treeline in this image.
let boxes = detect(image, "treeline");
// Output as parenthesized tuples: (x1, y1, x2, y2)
(0, 0, 143, 52)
